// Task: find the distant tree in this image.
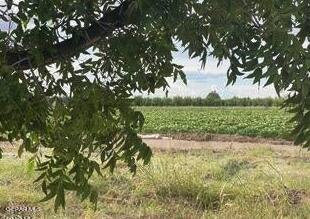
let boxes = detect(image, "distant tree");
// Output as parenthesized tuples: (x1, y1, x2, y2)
(183, 96, 193, 106)
(195, 97, 203, 106)
(172, 96, 184, 106)
(133, 96, 143, 106)
(132, 96, 284, 107)
(206, 91, 221, 101)
(206, 91, 221, 106)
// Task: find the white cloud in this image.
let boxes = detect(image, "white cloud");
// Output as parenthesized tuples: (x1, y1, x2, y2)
(173, 51, 230, 76)
(225, 84, 278, 98)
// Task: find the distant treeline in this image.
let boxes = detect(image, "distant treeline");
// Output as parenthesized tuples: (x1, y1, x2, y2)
(132, 96, 284, 107)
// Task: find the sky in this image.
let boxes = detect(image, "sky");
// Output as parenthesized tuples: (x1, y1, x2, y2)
(143, 51, 278, 99)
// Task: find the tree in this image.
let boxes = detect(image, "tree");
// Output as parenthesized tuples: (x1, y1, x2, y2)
(206, 91, 221, 100)
(0, 0, 309, 210)
(205, 91, 221, 106)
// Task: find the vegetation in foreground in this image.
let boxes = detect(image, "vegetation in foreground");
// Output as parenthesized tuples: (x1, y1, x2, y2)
(0, 144, 309, 218)
(139, 107, 294, 140)
(2, 0, 310, 207)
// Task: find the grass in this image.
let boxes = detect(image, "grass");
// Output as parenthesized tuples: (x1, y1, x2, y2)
(0, 145, 309, 218)
(138, 107, 294, 140)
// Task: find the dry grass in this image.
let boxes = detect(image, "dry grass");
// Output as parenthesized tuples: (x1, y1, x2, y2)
(0, 142, 309, 218)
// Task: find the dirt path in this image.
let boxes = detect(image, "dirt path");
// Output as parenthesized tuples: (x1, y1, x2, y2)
(141, 133, 293, 145)
(143, 138, 308, 155)
(0, 136, 308, 158)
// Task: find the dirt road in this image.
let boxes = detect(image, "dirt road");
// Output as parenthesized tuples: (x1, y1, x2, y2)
(0, 136, 308, 158)
(143, 138, 308, 156)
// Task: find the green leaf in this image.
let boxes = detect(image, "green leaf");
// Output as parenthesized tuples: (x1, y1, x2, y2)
(6, 0, 13, 10)
(89, 189, 99, 209)
(34, 172, 46, 183)
(26, 157, 36, 174)
(55, 185, 65, 211)
(179, 71, 187, 85)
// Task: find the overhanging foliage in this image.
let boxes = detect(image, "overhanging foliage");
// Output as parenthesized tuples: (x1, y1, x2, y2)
(0, 0, 309, 210)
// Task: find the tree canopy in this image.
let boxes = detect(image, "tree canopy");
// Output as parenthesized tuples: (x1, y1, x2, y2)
(0, 0, 309, 210)
(206, 91, 221, 101)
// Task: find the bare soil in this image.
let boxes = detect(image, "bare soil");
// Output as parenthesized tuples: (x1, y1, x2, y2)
(139, 133, 303, 154)
(167, 133, 292, 145)
(0, 134, 305, 158)
(143, 138, 302, 153)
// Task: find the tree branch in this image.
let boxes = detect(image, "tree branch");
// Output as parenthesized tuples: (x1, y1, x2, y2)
(5, 0, 133, 71)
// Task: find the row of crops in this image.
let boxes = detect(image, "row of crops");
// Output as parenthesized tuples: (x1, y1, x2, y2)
(138, 107, 295, 140)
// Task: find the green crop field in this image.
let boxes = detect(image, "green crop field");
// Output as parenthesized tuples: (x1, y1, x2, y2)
(139, 107, 294, 140)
